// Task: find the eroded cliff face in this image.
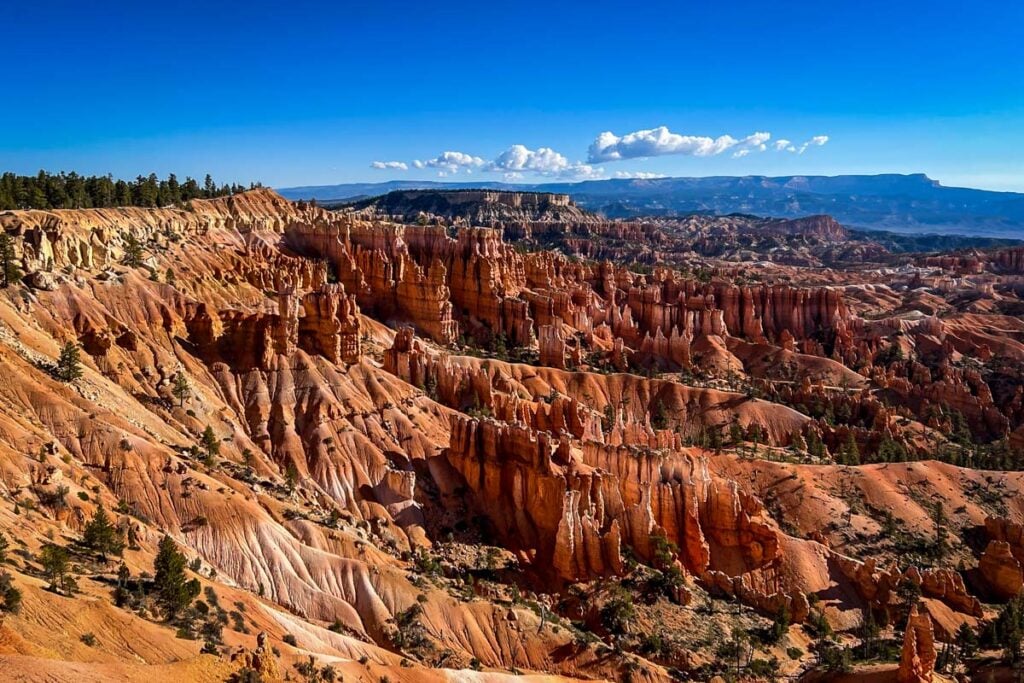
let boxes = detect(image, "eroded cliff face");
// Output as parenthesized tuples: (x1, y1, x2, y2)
(0, 188, 1022, 682)
(439, 411, 788, 585)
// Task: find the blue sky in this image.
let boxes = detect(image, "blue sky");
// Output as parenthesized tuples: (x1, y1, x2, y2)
(4, 1, 1023, 190)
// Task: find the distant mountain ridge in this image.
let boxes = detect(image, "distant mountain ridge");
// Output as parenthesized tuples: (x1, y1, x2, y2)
(347, 188, 598, 226)
(277, 174, 1024, 237)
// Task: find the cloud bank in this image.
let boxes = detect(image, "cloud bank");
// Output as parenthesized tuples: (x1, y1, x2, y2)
(486, 144, 601, 179)
(412, 151, 484, 175)
(587, 126, 772, 162)
(372, 128, 830, 180)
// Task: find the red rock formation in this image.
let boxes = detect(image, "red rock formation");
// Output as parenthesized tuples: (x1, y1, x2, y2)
(230, 631, 281, 680)
(5, 187, 1024, 681)
(299, 284, 361, 363)
(980, 517, 1024, 599)
(442, 408, 789, 598)
(980, 541, 1023, 600)
(538, 324, 567, 369)
(993, 246, 1024, 273)
(898, 606, 936, 683)
(835, 556, 982, 618)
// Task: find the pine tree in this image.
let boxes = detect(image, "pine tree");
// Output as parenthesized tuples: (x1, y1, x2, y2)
(39, 544, 71, 594)
(82, 505, 124, 559)
(285, 461, 299, 492)
(791, 431, 807, 453)
(807, 429, 827, 459)
(729, 419, 744, 446)
(153, 535, 200, 619)
(56, 342, 83, 382)
(957, 621, 978, 659)
(123, 233, 144, 267)
(0, 232, 21, 288)
(838, 433, 860, 465)
(200, 426, 219, 466)
(171, 371, 191, 407)
(859, 607, 880, 658)
(0, 571, 21, 616)
(0, 532, 8, 563)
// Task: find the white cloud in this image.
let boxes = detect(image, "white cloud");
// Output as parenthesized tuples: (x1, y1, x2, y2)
(370, 160, 408, 171)
(613, 171, 667, 179)
(486, 144, 601, 180)
(744, 131, 771, 152)
(378, 129, 831, 182)
(587, 126, 771, 162)
(566, 164, 605, 180)
(489, 144, 568, 174)
(775, 135, 830, 154)
(411, 151, 484, 174)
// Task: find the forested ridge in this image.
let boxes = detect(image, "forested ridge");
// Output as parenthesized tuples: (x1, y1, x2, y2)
(0, 171, 261, 210)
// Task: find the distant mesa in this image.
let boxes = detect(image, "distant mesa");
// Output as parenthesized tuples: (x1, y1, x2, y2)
(278, 173, 1024, 238)
(348, 188, 592, 226)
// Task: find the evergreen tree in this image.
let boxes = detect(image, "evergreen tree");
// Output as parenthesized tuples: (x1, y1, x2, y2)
(807, 429, 827, 458)
(113, 561, 131, 607)
(839, 433, 860, 465)
(729, 419, 745, 446)
(790, 431, 806, 453)
(166, 173, 181, 205)
(171, 371, 191, 407)
(0, 532, 8, 563)
(285, 461, 300, 492)
(153, 535, 200, 619)
(767, 604, 791, 643)
(877, 435, 908, 463)
(0, 232, 21, 288)
(122, 233, 144, 267)
(138, 173, 159, 207)
(114, 179, 133, 205)
(0, 571, 21, 616)
(56, 342, 83, 382)
(957, 621, 978, 659)
(859, 607, 880, 659)
(39, 544, 72, 594)
(0, 172, 245, 211)
(200, 426, 219, 466)
(82, 505, 124, 559)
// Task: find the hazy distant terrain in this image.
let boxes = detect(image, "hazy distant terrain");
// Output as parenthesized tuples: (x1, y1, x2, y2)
(278, 173, 1024, 237)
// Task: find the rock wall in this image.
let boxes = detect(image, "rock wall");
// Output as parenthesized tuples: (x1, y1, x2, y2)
(441, 409, 787, 584)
